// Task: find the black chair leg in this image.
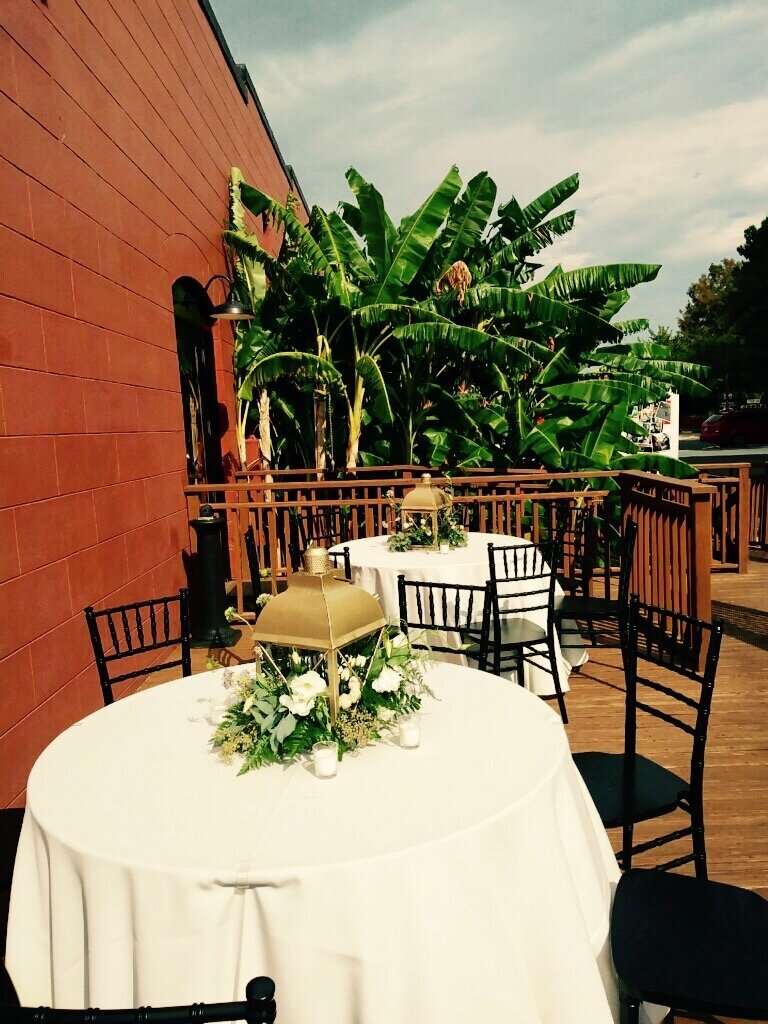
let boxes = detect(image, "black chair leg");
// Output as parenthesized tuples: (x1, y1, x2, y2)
(515, 646, 525, 687)
(621, 822, 634, 871)
(546, 642, 568, 724)
(692, 819, 708, 880)
(619, 991, 641, 1024)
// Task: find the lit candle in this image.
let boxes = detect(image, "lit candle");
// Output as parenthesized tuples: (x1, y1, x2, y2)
(312, 741, 338, 779)
(398, 714, 420, 749)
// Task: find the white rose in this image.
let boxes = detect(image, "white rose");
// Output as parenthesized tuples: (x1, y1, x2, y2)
(391, 633, 410, 651)
(338, 665, 351, 681)
(288, 670, 327, 704)
(279, 694, 314, 717)
(377, 708, 395, 722)
(372, 665, 402, 693)
(339, 676, 361, 710)
(290, 650, 302, 667)
(352, 654, 367, 668)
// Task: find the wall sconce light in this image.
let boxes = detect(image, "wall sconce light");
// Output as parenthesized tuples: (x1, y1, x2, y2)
(204, 275, 254, 321)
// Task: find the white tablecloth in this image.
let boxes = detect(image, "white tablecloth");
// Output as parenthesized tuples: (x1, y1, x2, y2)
(332, 534, 586, 696)
(7, 663, 623, 1022)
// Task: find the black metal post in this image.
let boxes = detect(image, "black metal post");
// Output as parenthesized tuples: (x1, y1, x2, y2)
(189, 508, 240, 648)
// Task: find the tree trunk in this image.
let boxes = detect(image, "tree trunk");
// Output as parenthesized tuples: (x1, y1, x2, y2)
(345, 378, 365, 470)
(314, 389, 327, 478)
(257, 389, 272, 469)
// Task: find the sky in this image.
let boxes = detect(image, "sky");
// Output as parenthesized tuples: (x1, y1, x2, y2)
(211, 0, 768, 330)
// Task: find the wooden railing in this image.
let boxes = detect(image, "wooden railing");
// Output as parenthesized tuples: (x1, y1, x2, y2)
(223, 490, 614, 616)
(202, 461, 752, 575)
(620, 471, 713, 622)
(687, 462, 750, 572)
(184, 468, 720, 622)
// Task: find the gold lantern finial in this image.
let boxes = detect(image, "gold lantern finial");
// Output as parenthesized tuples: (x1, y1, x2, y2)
(252, 545, 385, 721)
(303, 544, 330, 575)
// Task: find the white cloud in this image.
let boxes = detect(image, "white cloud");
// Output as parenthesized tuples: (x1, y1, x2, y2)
(576, 1, 766, 79)
(225, 0, 768, 326)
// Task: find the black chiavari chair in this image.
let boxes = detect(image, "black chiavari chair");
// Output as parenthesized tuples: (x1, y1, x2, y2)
(0, 967, 277, 1024)
(244, 525, 264, 608)
(0, 809, 24, 958)
(557, 518, 638, 648)
(574, 594, 724, 876)
(486, 541, 568, 723)
(611, 868, 768, 1024)
(397, 575, 491, 667)
(84, 589, 192, 706)
(329, 545, 352, 581)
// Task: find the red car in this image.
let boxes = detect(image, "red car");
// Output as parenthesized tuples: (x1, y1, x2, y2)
(700, 407, 768, 446)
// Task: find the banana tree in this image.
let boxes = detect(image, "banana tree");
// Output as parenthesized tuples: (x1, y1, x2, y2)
(225, 168, 341, 469)
(224, 164, 709, 476)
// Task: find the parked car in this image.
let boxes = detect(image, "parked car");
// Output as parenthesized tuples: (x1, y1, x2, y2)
(699, 407, 768, 446)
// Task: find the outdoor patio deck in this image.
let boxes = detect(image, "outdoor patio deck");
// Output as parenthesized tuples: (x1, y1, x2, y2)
(146, 555, 768, 897)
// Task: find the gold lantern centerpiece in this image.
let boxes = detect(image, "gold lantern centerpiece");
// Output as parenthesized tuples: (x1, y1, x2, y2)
(251, 545, 386, 721)
(399, 473, 452, 551)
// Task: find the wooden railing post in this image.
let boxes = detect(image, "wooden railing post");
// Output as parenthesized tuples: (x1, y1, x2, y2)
(737, 463, 750, 573)
(690, 489, 712, 622)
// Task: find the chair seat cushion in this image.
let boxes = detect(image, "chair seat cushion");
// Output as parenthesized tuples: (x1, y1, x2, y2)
(573, 752, 688, 827)
(471, 618, 547, 646)
(611, 869, 768, 1018)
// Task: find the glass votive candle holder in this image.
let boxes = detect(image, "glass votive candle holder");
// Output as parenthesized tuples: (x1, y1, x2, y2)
(398, 713, 420, 749)
(312, 741, 338, 779)
(439, 542, 450, 553)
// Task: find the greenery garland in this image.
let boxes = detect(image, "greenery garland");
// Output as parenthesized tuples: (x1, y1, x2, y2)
(211, 620, 433, 773)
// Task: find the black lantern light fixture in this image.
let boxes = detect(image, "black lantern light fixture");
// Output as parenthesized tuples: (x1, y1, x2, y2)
(204, 274, 254, 321)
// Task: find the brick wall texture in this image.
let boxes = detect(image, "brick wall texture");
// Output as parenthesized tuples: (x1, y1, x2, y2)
(0, 0, 296, 805)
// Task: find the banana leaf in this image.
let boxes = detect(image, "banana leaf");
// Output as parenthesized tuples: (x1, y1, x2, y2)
(496, 172, 579, 234)
(431, 171, 497, 276)
(488, 211, 575, 268)
(465, 285, 620, 342)
(368, 165, 463, 304)
(544, 379, 668, 407)
(529, 264, 661, 302)
(355, 354, 393, 423)
(345, 168, 396, 278)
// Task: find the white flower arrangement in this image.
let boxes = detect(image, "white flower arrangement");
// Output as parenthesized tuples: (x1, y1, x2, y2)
(211, 623, 433, 773)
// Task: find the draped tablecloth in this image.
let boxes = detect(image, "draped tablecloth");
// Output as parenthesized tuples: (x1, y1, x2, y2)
(8, 663, 620, 1023)
(332, 533, 587, 695)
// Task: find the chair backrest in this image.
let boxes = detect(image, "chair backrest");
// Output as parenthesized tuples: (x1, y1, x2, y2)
(549, 501, 597, 588)
(243, 525, 262, 598)
(397, 574, 491, 658)
(622, 594, 724, 802)
(487, 542, 558, 621)
(84, 589, 192, 706)
(1, 972, 277, 1023)
(295, 506, 349, 550)
(329, 545, 352, 580)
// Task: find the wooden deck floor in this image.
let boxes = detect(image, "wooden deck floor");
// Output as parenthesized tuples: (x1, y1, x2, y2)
(146, 555, 768, 898)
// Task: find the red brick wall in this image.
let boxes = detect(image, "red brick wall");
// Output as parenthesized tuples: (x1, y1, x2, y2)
(0, 0, 297, 805)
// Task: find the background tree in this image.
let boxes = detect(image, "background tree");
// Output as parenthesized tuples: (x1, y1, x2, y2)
(671, 216, 768, 405)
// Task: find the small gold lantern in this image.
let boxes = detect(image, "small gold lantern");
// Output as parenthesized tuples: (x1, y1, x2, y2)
(400, 473, 452, 550)
(251, 546, 386, 721)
